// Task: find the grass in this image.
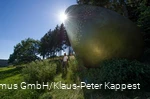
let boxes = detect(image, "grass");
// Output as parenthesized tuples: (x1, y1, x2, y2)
(1, 59, 150, 99)
(0, 74, 22, 84)
(48, 73, 84, 99)
(0, 67, 22, 80)
(0, 66, 14, 71)
(0, 66, 23, 83)
(0, 66, 39, 99)
(45, 59, 84, 99)
(0, 59, 84, 99)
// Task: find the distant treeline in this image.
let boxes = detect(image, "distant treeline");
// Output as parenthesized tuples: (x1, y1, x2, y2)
(8, 23, 71, 65)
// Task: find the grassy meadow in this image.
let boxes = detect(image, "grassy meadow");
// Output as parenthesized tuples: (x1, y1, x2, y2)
(0, 59, 84, 99)
(0, 58, 150, 99)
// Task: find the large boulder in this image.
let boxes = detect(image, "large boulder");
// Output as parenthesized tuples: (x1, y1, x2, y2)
(64, 5, 144, 67)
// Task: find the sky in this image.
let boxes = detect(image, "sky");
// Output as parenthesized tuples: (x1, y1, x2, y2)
(0, 0, 76, 59)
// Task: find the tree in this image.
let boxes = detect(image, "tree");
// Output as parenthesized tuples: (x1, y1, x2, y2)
(8, 38, 40, 64)
(77, 0, 110, 6)
(53, 25, 61, 55)
(39, 25, 61, 58)
(39, 24, 72, 58)
(39, 33, 49, 59)
(76, 0, 144, 18)
(137, 0, 150, 62)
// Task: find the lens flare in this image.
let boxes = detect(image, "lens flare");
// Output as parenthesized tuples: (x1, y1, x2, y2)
(59, 12, 67, 23)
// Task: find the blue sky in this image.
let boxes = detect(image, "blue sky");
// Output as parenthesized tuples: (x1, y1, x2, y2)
(0, 0, 76, 59)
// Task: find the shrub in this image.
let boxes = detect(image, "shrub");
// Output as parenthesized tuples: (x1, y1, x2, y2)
(0, 89, 39, 99)
(14, 89, 39, 99)
(80, 58, 150, 91)
(100, 59, 150, 90)
(39, 92, 52, 99)
(142, 48, 150, 64)
(52, 60, 62, 74)
(22, 60, 57, 83)
(65, 59, 79, 83)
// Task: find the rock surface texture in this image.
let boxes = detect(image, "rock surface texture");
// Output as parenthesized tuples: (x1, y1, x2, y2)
(65, 5, 143, 67)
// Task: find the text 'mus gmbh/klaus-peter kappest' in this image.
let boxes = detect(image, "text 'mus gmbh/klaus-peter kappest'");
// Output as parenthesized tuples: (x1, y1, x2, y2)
(0, 81, 140, 91)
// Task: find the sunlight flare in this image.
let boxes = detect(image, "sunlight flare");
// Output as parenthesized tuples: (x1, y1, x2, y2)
(58, 12, 68, 23)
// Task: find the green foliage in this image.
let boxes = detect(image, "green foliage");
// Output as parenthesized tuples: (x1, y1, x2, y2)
(137, 1, 150, 33)
(65, 59, 79, 83)
(0, 59, 84, 99)
(79, 59, 150, 98)
(0, 67, 23, 86)
(0, 67, 40, 99)
(2, 59, 150, 98)
(39, 23, 71, 59)
(100, 59, 150, 88)
(49, 88, 84, 99)
(0, 89, 39, 99)
(22, 60, 57, 83)
(77, 0, 109, 6)
(142, 48, 150, 64)
(8, 38, 40, 65)
(76, 0, 133, 17)
(13, 89, 39, 99)
(80, 59, 150, 90)
(136, 1, 150, 63)
(39, 92, 52, 99)
(0, 67, 22, 80)
(137, 1, 150, 44)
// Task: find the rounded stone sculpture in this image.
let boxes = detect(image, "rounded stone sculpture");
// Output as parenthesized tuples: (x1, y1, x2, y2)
(64, 5, 144, 67)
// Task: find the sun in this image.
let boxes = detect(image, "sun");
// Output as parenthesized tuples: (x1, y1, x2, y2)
(59, 12, 68, 23)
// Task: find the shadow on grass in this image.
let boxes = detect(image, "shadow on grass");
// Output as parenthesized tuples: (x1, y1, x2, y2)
(0, 67, 22, 80)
